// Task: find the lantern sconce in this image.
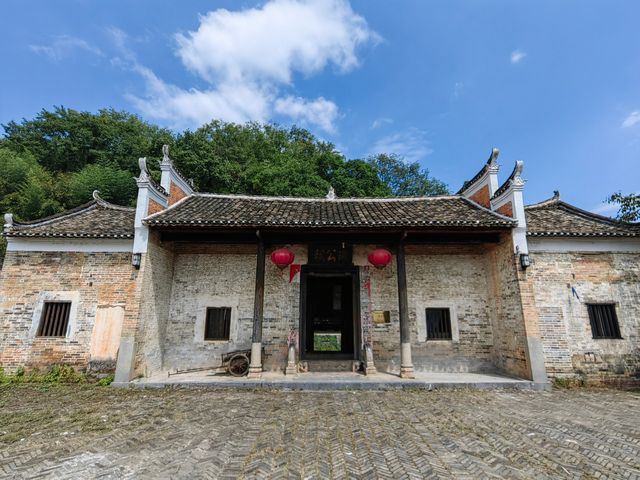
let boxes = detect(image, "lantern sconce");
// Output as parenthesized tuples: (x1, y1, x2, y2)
(519, 253, 530, 270)
(271, 247, 295, 269)
(368, 248, 393, 269)
(132, 253, 142, 269)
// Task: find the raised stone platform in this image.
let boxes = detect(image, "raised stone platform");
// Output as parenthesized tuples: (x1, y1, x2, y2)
(115, 370, 549, 391)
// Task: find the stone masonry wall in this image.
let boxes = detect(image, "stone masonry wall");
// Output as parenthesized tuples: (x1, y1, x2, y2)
(133, 232, 175, 376)
(528, 250, 640, 386)
(356, 245, 498, 373)
(0, 250, 138, 372)
(161, 244, 307, 373)
(485, 235, 530, 379)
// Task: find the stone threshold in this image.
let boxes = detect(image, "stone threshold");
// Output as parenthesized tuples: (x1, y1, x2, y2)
(114, 371, 551, 391)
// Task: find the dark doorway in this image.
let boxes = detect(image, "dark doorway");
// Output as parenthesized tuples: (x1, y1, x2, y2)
(300, 267, 359, 360)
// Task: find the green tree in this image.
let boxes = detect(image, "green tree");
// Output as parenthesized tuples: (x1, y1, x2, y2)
(64, 163, 138, 207)
(607, 192, 640, 222)
(2, 106, 173, 174)
(367, 153, 448, 196)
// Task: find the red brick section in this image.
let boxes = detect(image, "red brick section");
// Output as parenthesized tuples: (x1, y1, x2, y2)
(148, 199, 165, 215)
(496, 201, 514, 217)
(169, 182, 188, 206)
(468, 185, 490, 208)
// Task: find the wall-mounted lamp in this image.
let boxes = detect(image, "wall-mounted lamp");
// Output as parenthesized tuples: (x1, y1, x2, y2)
(132, 253, 142, 269)
(519, 253, 530, 270)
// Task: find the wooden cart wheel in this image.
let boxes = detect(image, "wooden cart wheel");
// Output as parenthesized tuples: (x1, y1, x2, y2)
(228, 353, 250, 377)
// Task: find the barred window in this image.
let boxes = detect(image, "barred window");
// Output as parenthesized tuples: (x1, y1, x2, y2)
(37, 302, 71, 337)
(426, 308, 452, 340)
(587, 304, 621, 339)
(204, 307, 231, 341)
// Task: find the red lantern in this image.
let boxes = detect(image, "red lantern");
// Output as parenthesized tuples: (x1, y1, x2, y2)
(368, 248, 392, 269)
(271, 248, 295, 268)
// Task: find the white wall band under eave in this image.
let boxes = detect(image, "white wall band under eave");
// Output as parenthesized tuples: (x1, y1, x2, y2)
(528, 237, 640, 253)
(6, 238, 134, 253)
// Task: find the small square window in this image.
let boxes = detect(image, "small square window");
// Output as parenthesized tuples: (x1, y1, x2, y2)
(205, 307, 231, 341)
(587, 304, 621, 339)
(37, 302, 71, 337)
(425, 308, 452, 340)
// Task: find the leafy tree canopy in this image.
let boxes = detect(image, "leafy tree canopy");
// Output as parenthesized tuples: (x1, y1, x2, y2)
(607, 192, 640, 222)
(0, 108, 449, 225)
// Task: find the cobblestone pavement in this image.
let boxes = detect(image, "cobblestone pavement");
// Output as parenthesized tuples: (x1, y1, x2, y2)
(0, 386, 639, 479)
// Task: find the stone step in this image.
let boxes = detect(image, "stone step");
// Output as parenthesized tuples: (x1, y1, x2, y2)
(304, 360, 359, 372)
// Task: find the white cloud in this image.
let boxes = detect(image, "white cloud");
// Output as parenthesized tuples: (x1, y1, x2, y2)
(30, 35, 103, 62)
(115, 0, 378, 132)
(370, 129, 433, 163)
(621, 110, 640, 128)
(371, 117, 393, 129)
(274, 96, 338, 133)
(591, 202, 619, 216)
(510, 50, 526, 64)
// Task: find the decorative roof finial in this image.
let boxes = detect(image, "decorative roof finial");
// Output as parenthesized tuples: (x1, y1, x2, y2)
(4, 213, 13, 229)
(161, 144, 171, 165)
(137, 157, 150, 183)
(512, 160, 525, 187)
(326, 186, 337, 200)
(488, 147, 500, 165)
(552, 190, 560, 200)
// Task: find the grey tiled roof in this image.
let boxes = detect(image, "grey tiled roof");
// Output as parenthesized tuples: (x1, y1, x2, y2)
(145, 194, 515, 229)
(525, 196, 639, 237)
(4, 193, 135, 239)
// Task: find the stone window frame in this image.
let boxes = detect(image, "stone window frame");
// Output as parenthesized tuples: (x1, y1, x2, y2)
(29, 291, 80, 341)
(194, 296, 239, 345)
(415, 301, 460, 344)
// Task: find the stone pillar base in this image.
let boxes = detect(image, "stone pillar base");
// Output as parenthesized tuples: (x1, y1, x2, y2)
(285, 344, 298, 375)
(400, 342, 414, 379)
(364, 344, 377, 375)
(400, 366, 415, 379)
(248, 342, 262, 379)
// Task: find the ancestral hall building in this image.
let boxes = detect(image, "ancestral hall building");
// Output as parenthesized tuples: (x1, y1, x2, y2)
(1, 147, 638, 387)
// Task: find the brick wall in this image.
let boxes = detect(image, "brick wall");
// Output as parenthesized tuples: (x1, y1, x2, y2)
(133, 232, 175, 375)
(356, 245, 498, 373)
(528, 250, 640, 386)
(485, 235, 530, 378)
(0, 250, 138, 372)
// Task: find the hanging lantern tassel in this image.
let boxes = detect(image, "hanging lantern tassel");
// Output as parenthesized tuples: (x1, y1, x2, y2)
(367, 248, 392, 269)
(271, 248, 295, 269)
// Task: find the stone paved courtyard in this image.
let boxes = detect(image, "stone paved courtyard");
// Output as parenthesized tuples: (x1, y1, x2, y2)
(0, 386, 639, 479)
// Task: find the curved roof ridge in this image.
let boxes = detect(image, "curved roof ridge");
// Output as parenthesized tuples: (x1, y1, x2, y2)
(10, 200, 98, 229)
(491, 160, 524, 200)
(525, 191, 561, 209)
(456, 148, 499, 195)
(192, 192, 462, 203)
(92, 190, 136, 212)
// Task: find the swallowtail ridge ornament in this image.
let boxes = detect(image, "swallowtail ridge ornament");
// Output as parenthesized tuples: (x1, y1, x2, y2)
(368, 248, 392, 269)
(271, 248, 295, 268)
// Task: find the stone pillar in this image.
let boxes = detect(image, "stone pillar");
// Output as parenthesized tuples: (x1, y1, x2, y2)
(285, 344, 297, 375)
(248, 238, 265, 378)
(396, 241, 415, 379)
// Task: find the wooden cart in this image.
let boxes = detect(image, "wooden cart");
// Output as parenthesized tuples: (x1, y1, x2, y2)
(167, 349, 251, 377)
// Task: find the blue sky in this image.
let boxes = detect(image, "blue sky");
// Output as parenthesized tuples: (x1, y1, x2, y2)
(1, 0, 639, 213)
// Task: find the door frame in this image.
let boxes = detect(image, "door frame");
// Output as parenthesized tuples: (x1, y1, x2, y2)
(299, 264, 361, 361)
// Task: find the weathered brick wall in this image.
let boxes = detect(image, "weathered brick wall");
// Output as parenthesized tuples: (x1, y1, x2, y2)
(133, 232, 175, 376)
(160, 244, 307, 373)
(0, 250, 138, 372)
(485, 235, 530, 378)
(356, 245, 498, 373)
(528, 250, 640, 386)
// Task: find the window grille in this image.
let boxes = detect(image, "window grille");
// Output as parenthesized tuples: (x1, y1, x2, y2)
(205, 307, 231, 341)
(425, 308, 452, 340)
(37, 302, 71, 337)
(587, 304, 621, 339)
